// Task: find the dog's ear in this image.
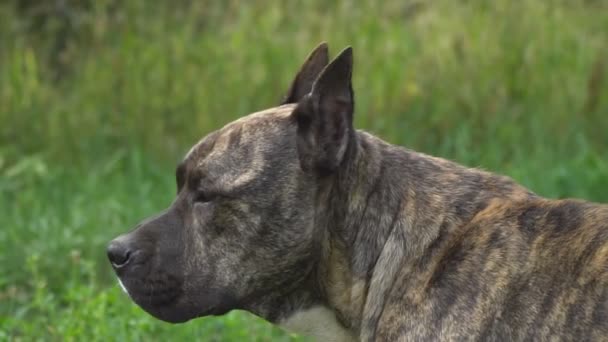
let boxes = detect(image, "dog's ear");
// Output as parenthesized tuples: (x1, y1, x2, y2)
(281, 42, 330, 105)
(293, 46, 354, 174)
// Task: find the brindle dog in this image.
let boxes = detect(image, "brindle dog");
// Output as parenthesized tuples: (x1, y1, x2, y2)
(107, 43, 608, 341)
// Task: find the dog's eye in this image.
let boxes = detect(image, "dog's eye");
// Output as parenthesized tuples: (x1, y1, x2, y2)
(193, 191, 215, 203)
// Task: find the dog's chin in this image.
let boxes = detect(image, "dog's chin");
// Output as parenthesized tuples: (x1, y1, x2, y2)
(116, 277, 236, 324)
(136, 301, 201, 324)
(136, 298, 235, 324)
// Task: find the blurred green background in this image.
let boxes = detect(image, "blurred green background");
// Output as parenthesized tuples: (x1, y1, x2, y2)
(1, 0, 607, 340)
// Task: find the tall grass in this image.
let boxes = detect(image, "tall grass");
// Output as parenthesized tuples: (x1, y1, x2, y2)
(1, 0, 607, 340)
(2, 1, 606, 166)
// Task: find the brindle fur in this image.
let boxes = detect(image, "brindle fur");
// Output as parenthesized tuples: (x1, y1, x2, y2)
(108, 43, 608, 341)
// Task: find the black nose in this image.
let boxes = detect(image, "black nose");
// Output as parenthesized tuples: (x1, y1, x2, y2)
(107, 240, 132, 268)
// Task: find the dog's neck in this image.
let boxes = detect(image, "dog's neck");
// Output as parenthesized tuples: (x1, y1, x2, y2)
(258, 131, 428, 339)
(315, 131, 413, 338)
(244, 261, 356, 341)
(314, 130, 533, 339)
(245, 131, 390, 340)
(249, 130, 530, 340)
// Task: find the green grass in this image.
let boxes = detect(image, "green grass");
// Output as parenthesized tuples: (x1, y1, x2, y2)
(1, 0, 607, 340)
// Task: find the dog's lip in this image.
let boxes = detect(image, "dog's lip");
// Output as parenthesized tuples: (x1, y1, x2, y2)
(129, 291, 211, 323)
(118, 278, 230, 321)
(111, 260, 129, 269)
(118, 273, 183, 307)
(117, 277, 131, 296)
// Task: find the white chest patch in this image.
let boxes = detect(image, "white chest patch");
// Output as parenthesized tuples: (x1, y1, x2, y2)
(279, 306, 356, 342)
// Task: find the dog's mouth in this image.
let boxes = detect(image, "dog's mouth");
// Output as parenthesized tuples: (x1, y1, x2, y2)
(132, 282, 182, 307)
(116, 273, 236, 323)
(116, 273, 191, 322)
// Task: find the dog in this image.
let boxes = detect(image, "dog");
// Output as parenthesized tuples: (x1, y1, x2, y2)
(107, 43, 608, 341)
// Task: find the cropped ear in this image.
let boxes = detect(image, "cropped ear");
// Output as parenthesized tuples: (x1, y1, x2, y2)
(281, 42, 330, 104)
(293, 47, 355, 175)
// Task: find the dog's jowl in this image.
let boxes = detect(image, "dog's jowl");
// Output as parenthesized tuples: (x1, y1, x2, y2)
(108, 43, 608, 341)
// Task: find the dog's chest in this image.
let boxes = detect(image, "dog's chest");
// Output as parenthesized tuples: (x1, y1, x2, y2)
(279, 305, 356, 342)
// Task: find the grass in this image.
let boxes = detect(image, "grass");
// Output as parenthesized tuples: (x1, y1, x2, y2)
(1, 0, 607, 340)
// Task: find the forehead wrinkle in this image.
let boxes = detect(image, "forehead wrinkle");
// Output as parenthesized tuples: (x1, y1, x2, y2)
(201, 130, 266, 192)
(185, 104, 296, 191)
(196, 121, 248, 169)
(184, 130, 219, 164)
(187, 103, 295, 163)
(199, 131, 232, 168)
(223, 143, 266, 191)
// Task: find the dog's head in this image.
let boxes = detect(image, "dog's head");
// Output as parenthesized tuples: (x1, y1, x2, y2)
(107, 43, 357, 323)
